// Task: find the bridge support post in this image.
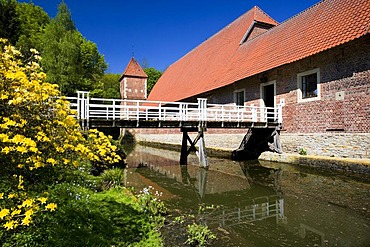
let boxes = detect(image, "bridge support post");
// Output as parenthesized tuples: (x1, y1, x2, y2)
(180, 126, 208, 168)
(232, 126, 283, 160)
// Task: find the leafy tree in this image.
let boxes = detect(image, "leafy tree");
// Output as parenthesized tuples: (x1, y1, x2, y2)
(53, 0, 75, 31)
(0, 0, 20, 44)
(40, 2, 107, 96)
(15, 2, 50, 58)
(0, 39, 120, 235)
(91, 73, 120, 98)
(144, 67, 162, 95)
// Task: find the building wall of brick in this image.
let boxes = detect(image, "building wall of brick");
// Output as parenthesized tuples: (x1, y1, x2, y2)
(120, 76, 147, 100)
(207, 35, 370, 133)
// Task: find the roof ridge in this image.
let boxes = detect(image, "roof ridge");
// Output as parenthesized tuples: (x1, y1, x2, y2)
(254, 5, 279, 25)
(277, 0, 325, 26)
(240, 1, 325, 45)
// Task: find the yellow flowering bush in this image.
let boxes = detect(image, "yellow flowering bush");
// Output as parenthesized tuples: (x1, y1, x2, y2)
(0, 39, 121, 231)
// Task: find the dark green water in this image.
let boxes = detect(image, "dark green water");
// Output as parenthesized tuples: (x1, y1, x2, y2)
(125, 144, 370, 247)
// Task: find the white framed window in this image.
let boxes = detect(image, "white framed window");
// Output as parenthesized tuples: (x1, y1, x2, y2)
(234, 89, 245, 106)
(297, 68, 321, 103)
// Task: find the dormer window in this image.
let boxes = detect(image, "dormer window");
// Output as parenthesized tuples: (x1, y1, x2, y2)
(240, 21, 276, 44)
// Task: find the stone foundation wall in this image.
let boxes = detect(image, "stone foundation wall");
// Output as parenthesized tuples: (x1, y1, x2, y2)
(134, 132, 370, 159)
(280, 133, 370, 159)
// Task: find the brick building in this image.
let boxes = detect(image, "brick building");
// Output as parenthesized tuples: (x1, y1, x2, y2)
(148, 0, 370, 134)
(119, 57, 147, 100)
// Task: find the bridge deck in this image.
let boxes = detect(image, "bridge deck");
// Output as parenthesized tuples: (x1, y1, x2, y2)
(79, 119, 279, 129)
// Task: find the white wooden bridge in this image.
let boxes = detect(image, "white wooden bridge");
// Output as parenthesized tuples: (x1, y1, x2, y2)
(66, 91, 283, 166)
(67, 91, 282, 129)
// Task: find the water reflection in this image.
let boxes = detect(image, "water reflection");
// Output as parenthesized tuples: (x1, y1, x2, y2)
(125, 145, 370, 247)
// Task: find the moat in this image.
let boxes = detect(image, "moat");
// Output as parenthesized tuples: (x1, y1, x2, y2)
(124, 144, 370, 246)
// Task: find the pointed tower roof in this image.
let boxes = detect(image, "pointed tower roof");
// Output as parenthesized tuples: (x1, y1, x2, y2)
(119, 57, 147, 81)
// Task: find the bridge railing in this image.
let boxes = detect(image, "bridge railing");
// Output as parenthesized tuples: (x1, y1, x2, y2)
(67, 92, 283, 124)
(203, 195, 285, 227)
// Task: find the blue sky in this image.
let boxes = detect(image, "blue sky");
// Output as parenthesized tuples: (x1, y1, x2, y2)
(19, 0, 321, 74)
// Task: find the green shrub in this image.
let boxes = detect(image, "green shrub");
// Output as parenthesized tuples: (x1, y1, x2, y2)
(185, 223, 216, 247)
(136, 186, 167, 220)
(99, 168, 125, 190)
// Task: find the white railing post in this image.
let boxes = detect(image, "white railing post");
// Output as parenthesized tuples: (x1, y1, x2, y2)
(125, 101, 129, 120)
(76, 91, 90, 129)
(85, 94, 89, 122)
(238, 106, 241, 122)
(136, 101, 140, 121)
(179, 103, 183, 121)
(262, 107, 267, 122)
(158, 102, 162, 120)
(197, 98, 207, 122)
(278, 104, 283, 124)
(112, 100, 116, 120)
(76, 91, 90, 120)
(185, 104, 188, 121)
(77, 91, 81, 120)
(222, 105, 225, 122)
(251, 104, 257, 122)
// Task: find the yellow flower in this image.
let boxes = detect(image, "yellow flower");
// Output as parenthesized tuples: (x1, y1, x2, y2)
(4, 220, 16, 230)
(8, 193, 16, 199)
(1, 147, 11, 154)
(37, 197, 47, 204)
(0, 193, 3, 199)
(22, 198, 33, 208)
(11, 209, 21, 217)
(22, 216, 31, 226)
(0, 94, 8, 100)
(0, 209, 10, 219)
(45, 203, 57, 211)
(16, 146, 27, 154)
(18, 175, 24, 190)
(24, 209, 34, 217)
(46, 158, 57, 165)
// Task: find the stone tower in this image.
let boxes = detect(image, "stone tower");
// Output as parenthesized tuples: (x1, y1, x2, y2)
(119, 57, 148, 100)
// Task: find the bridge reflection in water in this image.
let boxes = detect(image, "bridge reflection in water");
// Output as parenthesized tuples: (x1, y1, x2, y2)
(126, 145, 289, 239)
(125, 145, 370, 247)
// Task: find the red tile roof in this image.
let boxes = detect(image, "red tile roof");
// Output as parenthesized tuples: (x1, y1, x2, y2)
(148, 0, 370, 102)
(119, 57, 147, 81)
